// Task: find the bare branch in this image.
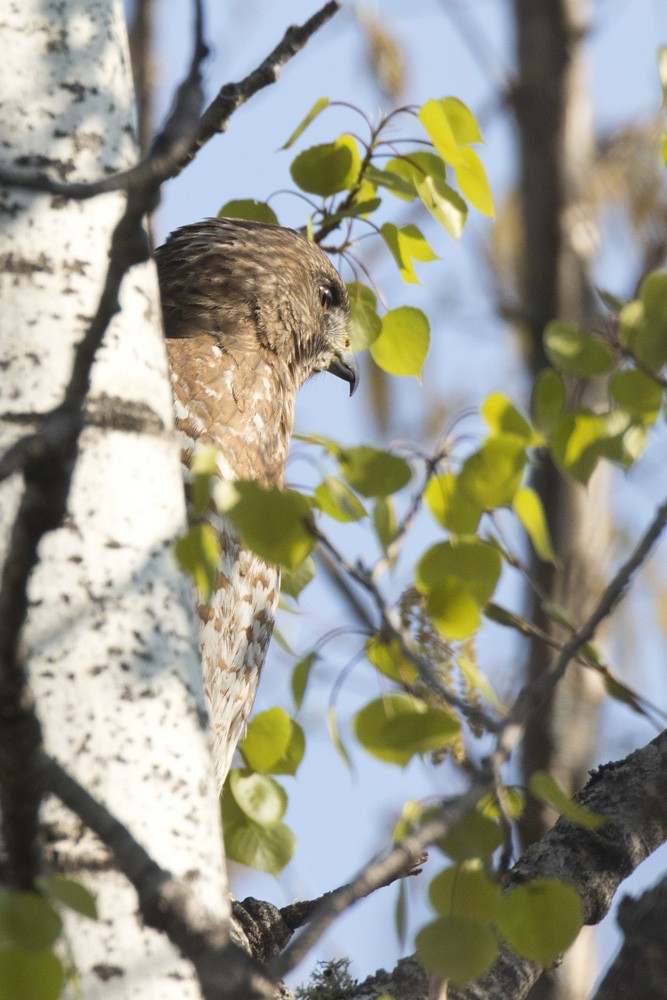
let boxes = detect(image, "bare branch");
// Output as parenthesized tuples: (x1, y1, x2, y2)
(0, 2, 341, 200)
(500, 496, 667, 758)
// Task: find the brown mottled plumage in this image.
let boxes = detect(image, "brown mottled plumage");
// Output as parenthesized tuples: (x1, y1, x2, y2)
(155, 218, 357, 789)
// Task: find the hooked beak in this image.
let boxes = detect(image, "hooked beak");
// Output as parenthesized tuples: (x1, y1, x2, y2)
(327, 349, 359, 396)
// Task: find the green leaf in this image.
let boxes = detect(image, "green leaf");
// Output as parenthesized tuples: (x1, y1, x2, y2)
(429, 864, 501, 921)
(414, 172, 468, 240)
(395, 878, 408, 948)
(314, 476, 367, 522)
(281, 555, 315, 600)
(482, 393, 536, 444)
(610, 369, 662, 423)
(384, 151, 445, 195)
(37, 876, 97, 920)
(441, 96, 483, 144)
(218, 200, 278, 225)
(529, 772, 605, 829)
(281, 96, 330, 149)
(373, 496, 398, 552)
(380, 223, 438, 284)
(365, 162, 416, 200)
(229, 770, 287, 826)
(458, 435, 528, 509)
(290, 136, 361, 196)
(513, 487, 557, 563)
(327, 706, 353, 769)
(239, 707, 304, 775)
(477, 787, 525, 821)
(346, 282, 382, 350)
(497, 878, 583, 966)
(437, 812, 503, 861)
(532, 369, 566, 434)
(544, 322, 615, 377)
(416, 916, 498, 986)
(0, 948, 64, 1000)
(416, 540, 502, 640)
(455, 146, 495, 216)
(423, 472, 482, 534)
(353, 694, 460, 766)
(221, 786, 295, 875)
(0, 892, 61, 952)
(370, 306, 430, 378)
(336, 445, 411, 497)
(174, 523, 220, 602)
(456, 654, 506, 713)
(550, 411, 608, 483)
(366, 635, 418, 684)
(291, 652, 318, 710)
(216, 481, 315, 570)
(418, 98, 464, 165)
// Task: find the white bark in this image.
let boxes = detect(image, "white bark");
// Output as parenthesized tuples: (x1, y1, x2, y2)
(0, 2, 228, 997)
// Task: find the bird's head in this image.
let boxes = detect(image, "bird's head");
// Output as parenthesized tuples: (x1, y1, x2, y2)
(155, 217, 358, 396)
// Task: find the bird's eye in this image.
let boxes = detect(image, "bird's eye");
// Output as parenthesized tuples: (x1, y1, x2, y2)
(319, 285, 333, 311)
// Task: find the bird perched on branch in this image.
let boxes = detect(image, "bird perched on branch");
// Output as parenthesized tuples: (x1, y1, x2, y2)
(155, 218, 357, 789)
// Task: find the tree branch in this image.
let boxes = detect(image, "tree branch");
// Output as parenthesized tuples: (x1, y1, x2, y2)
(0, 2, 341, 200)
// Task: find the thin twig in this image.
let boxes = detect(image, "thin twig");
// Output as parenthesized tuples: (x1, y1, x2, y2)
(270, 785, 485, 979)
(499, 496, 667, 759)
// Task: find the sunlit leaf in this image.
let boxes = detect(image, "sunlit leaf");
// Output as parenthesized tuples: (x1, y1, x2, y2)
(281, 555, 315, 600)
(529, 772, 605, 829)
(37, 876, 97, 921)
(229, 770, 287, 826)
(437, 812, 503, 861)
(497, 878, 583, 966)
(314, 476, 367, 522)
(458, 435, 527, 509)
(416, 540, 502, 640)
(416, 915, 498, 986)
(381, 223, 438, 284)
(366, 635, 418, 684)
(513, 487, 557, 564)
(455, 146, 495, 216)
(482, 393, 535, 444)
(550, 411, 608, 483)
(610, 369, 662, 423)
(354, 694, 459, 766)
(414, 171, 467, 239)
(218, 200, 279, 225)
(532, 369, 566, 435)
(174, 523, 220, 602)
(291, 652, 318, 711)
(281, 96, 330, 149)
(424, 472, 482, 534)
(336, 445, 411, 497)
(239, 707, 304, 775)
(0, 948, 64, 1000)
(290, 135, 361, 196)
(346, 282, 382, 350)
(221, 786, 295, 875)
(373, 496, 398, 552)
(370, 306, 430, 378)
(429, 864, 501, 921)
(216, 481, 315, 569)
(0, 892, 61, 953)
(544, 322, 614, 377)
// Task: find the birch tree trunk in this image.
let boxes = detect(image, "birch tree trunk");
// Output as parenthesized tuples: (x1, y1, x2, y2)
(0, 2, 228, 997)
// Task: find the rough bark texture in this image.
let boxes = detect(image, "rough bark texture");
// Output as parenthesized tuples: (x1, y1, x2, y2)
(511, 3, 608, 995)
(592, 873, 667, 1000)
(338, 731, 667, 1000)
(0, 2, 228, 996)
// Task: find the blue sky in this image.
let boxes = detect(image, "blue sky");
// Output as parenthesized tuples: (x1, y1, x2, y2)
(147, 0, 667, 988)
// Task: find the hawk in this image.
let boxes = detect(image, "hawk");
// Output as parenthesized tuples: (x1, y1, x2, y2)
(155, 218, 357, 790)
